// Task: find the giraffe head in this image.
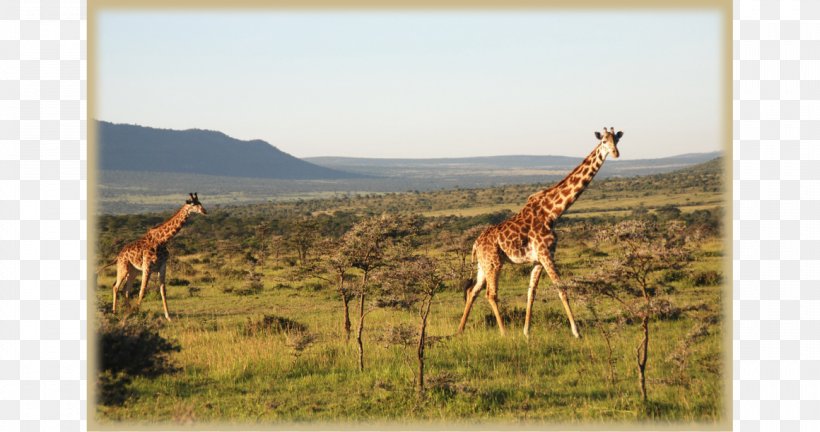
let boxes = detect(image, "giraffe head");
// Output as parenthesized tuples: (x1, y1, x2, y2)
(594, 127, 624, 159)
(185, 192, 207, 215)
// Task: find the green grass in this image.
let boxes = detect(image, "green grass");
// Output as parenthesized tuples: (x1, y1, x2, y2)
(95, 237, 724, 426)
(94, 160, 726, 426)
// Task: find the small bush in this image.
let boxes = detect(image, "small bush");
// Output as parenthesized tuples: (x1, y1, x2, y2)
(234, 280, 263, 296)
(167, 277, 190, 286)
(661, 269, 687, 283)
(580, 247, 609, 258)
(378, 323, 416, 347)
(96, 311, 180, 406)
(98, 312, 180, 376)
(484, 307, 527, 328)
(220, 268, 246, 280)
(96, 370, 132, 407)
(652, 299, 683, 321)
(427, 372, 458, 398)
(242, 314, 308, 337)
(617, 299, 683, 324)
(284, 331, 317, 358)
(187, 286, 201, 297)
(302, 281, 325, 292)
(376, 297, 414, 309)
(483, 307, 568, 329)
(690, 270, 723, 287)
(515, 265, 533, 277)
(198, 274, 215, 284)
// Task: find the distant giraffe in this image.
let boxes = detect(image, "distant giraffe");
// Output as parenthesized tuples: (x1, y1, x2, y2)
(457, 128, 624, 338)
(108, 193, 207, 321)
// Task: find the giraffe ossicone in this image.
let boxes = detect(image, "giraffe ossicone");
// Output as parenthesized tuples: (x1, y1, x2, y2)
(457, 129, 624, 338)
(109, 193, 207, 321)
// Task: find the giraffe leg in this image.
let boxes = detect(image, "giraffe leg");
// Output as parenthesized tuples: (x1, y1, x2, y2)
(485, 268, 506, 336)
(137, 265, 152, 307)
(111, 260, 128, 314)
(457, 267, 486, 334)
(122, 267, 136, 301)
(158, 263, 171, 321)
(542, 255, 581, 339)
(523, 264, 543, 339)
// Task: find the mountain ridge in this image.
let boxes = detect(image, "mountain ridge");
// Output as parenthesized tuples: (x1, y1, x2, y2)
(97, 121, 364, 180)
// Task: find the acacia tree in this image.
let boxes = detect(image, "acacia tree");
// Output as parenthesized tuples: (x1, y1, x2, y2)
(379, 253, 446, 396)
(341, 214, 422, 371)
(575, 220, 695, 401)
(293, 237, 356, 340)
(282, 217, 320, 267)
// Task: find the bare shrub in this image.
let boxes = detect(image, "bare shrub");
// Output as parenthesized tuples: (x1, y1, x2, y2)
(574, 220, 695, 402)
(284, 331, 317, 358)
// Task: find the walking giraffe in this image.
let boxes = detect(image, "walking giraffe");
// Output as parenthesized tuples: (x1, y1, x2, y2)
(108, 193, 207, 321)
(457, 128, 624, 338)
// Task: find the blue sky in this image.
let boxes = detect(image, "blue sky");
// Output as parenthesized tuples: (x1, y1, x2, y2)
(97, 10, 723, 159)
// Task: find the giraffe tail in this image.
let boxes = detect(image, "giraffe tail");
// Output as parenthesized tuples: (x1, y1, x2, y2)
(461, 277, 475, 302)
(96, 259, 117, 275)
(460, 243, 479, 301)
(470, 242, 477, 265)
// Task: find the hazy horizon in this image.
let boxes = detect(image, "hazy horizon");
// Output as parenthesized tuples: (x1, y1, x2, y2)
(97, 10, 724, 160)
(95, 118, 722, 161)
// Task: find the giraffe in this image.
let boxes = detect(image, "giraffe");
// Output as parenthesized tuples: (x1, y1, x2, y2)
(457, 128, 624, 338)
(108, 193, 207, 321)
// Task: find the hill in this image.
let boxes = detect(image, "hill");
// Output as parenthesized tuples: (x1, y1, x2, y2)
(97, 121, 363, 180)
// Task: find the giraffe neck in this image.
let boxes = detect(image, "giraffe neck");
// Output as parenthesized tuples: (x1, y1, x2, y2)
(144, 205, 192, 246)
(544, 143, 608, 220)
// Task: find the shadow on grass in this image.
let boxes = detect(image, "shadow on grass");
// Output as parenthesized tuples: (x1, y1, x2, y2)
(96, 311, 181, 406)
(642, 399, 679, 419)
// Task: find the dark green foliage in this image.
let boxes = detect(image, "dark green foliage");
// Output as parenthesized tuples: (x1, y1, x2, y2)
(655, 205, 682, 221)
(98, 313, 180, 377)
(167, 277, 190, 286)
(242, 314, 308, 336)
(96, 312, 180, 406)
(233, 280, 264, 296)
(682, 208, 722, 236)
(690, 270, 723, 287)
(97, 370, 132, 407)
(301, 281, 326, 292)
(661, 269, 687, 283)
(198, 274, 215, 283)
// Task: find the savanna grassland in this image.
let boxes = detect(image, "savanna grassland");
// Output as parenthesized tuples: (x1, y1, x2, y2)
(94, 158, 726, 427)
